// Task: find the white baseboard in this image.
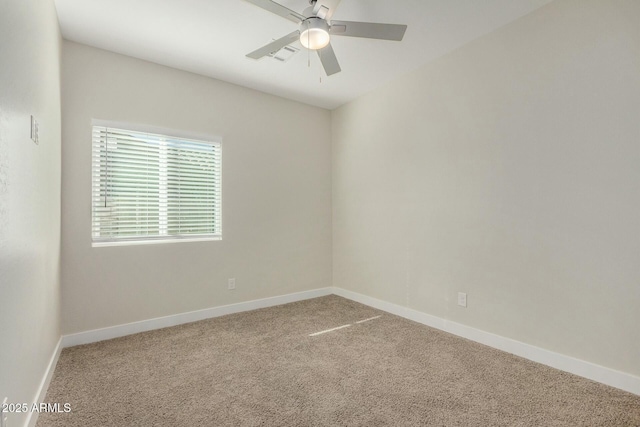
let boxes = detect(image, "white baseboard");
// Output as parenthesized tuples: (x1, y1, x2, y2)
(332, 287, 640, 396)
(25, 337, 63, 427)
(53, 286, 639, 400)
(62, 287, 333, 348)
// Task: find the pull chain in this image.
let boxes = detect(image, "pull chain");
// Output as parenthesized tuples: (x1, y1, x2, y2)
(307, 21, 310, 68)
(317, 44, 322, 83)
(305, 19, 321, 83)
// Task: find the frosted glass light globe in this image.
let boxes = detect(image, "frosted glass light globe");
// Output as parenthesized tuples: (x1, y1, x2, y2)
(300, 18, 330, 50)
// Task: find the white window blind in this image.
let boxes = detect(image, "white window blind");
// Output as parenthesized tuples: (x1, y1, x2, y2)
(92, 126, 221, 245)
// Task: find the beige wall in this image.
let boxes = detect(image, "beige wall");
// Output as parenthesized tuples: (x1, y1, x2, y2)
(332, 0, 640, 376)
(0, 0, 62, 425)
(61, 42, 332, 334)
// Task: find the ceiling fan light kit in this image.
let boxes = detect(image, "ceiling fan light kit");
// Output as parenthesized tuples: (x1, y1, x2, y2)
(300, 17, 330, 50)
(244, 0, 407, 76)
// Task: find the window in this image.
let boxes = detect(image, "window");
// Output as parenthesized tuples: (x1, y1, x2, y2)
(92, 125, 221, 246)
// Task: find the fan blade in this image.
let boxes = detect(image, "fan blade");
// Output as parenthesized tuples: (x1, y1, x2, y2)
(244, 0, 305, 23)
(313, 0, 341, 20)
(246, 31, 300, 59)
(330, 20, 407, 41)
(317, 43, 341, 76)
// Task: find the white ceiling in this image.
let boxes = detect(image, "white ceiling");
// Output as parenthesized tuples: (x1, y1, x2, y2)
(54, 0, 553, 109)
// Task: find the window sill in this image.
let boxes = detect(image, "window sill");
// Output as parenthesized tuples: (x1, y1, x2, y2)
(92, 236, 222, 248)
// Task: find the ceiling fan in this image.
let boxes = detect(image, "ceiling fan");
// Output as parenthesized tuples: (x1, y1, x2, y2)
(244, 0, 408, 76)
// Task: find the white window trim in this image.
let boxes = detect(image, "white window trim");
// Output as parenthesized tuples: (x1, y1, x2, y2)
(92, 236, 222, 248)
(91, 119, 223, 247)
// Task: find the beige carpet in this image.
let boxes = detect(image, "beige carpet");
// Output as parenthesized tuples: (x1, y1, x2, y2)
(38, 296, 640, 426)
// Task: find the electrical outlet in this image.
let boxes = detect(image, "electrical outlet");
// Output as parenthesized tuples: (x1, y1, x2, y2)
(227, 278, 236, 290)
(1, 397, 7, 427)
(457, 292, 467, 308)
